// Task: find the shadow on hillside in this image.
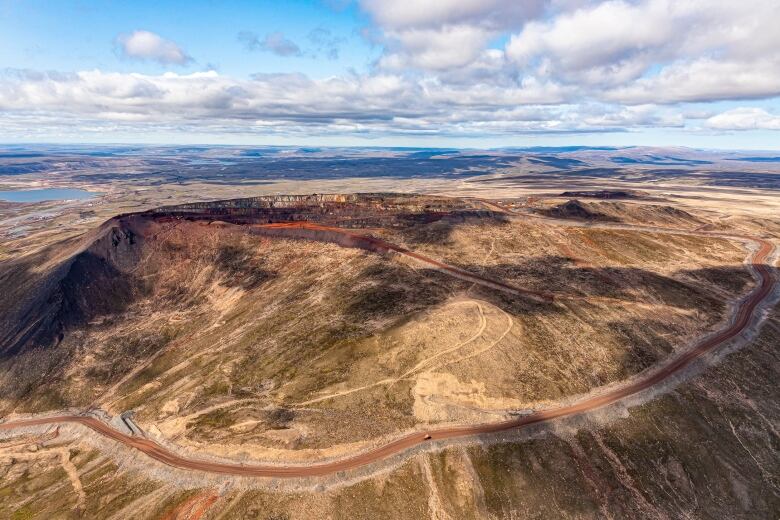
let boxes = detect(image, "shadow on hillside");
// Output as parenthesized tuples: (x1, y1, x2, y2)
(452, 255, 755, 313)
(395, 211, 511, 247)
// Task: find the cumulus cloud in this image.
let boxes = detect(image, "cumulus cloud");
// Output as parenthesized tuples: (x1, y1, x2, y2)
(506, 0, 777, 107)
(378, 25, 495, 70)
(506, 1, 676, 84)
(238, 31, 302, 57)
(360, 0, 544, 72)
(706, 108, 780, 130)
(602, 58, 780, 104)
(506, 0, 780, 101)
(116, 30, 192, 65)
(360, 0, 780, 107)
(360, 0, 544, 30)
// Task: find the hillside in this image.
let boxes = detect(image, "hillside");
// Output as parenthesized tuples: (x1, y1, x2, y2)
(0, 193, 777, 519)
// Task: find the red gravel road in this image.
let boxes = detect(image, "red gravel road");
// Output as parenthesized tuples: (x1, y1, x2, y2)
(0, 233, 774, 479)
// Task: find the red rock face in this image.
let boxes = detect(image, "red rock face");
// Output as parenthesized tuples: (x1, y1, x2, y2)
(141, 192, 497, 229)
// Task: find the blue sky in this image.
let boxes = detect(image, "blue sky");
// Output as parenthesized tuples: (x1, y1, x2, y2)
(0, 0, 376, 76)
(1, 0, 779, 149)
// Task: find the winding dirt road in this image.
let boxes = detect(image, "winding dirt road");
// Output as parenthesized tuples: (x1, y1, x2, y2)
(0, 228, 774, 478)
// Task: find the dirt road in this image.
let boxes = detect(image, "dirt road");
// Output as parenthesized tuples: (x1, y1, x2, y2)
(1, 236, 773, 478)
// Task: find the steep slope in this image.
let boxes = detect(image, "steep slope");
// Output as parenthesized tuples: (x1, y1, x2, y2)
(0, 221, 144, 356)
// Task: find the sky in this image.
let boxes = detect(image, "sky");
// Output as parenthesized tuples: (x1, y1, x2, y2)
(1, 0, 779, 149)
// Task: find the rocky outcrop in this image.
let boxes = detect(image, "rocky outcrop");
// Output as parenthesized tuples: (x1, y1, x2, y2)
(145, 193, 496, 229)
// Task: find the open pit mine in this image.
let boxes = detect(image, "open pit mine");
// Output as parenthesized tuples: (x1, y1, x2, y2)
(0, 193, 777, 519)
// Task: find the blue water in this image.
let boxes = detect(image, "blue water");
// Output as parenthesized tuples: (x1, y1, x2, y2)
(0, 188, 98, 202)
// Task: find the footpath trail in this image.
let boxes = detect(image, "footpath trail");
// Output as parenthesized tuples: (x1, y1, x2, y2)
(0, 223, 775, 478)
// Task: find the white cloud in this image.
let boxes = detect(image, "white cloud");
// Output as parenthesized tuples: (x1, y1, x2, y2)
(359, 0, 544, 30)
(581, 105, 684, 128)
(706, 108, 780, 130)
(378, 25, 494, 70)
(604, 58, 780, 104)
(362, 0, 780, 107)
(506, 1, 673, 74)
(504, 0, 780, 101)
(507, 0, 780, 89)
(360, 0, 544, 72)
(116, 30, 192, 65)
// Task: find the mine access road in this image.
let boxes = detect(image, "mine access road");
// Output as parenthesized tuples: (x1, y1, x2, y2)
(0, 229, 775, 479)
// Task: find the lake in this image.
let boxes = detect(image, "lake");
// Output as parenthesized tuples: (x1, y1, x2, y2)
(0, 188, 99, 202)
